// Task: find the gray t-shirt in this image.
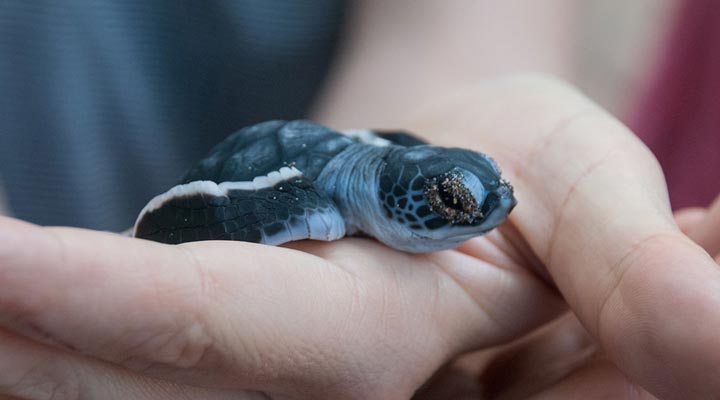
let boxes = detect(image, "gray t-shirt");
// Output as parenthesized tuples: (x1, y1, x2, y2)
(0, 0, 346, 230)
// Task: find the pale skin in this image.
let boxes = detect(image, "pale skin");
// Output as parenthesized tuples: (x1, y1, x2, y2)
(3, 2, 720, 400)
(1, 77, 720, 400)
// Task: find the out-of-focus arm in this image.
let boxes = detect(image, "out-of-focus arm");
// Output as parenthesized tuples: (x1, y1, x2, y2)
(0, 182, 10, 216)
(313, 0, 575, 129)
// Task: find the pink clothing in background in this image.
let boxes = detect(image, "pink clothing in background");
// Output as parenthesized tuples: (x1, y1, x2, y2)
(631, 0, 720, 209)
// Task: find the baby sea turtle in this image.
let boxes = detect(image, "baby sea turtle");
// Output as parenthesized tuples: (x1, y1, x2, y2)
(134, 120, 516, 253)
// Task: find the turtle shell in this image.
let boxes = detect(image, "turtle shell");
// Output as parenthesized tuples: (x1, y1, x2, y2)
(134, 120, 354, 245)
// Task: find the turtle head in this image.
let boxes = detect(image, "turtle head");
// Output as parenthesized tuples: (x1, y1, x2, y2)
(375, 146, 516, 252)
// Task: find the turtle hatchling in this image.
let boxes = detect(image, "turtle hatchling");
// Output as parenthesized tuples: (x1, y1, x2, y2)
(134, 120, 516, 253)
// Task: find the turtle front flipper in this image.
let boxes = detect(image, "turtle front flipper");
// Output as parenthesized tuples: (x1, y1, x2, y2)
(134, 167, 346, 245)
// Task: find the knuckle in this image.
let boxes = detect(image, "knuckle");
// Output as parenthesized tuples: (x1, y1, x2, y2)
(115, 247, 233, 373)
(120, 309, 220, 372)
(154, 319, 215, 369)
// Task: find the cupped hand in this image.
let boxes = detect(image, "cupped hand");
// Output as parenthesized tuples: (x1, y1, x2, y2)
(0, 76, 718, 400)
(0, 214, 564, 400)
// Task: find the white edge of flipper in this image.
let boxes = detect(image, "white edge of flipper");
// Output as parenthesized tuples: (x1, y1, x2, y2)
(133, 166, 303, 237)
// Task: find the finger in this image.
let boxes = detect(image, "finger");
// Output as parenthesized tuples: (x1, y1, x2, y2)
(0, 216, 563, 399)
(687, 194, 720, 256)
(673, 207, 707, 235)
(481, 313, 596, 400)
(292, 233, 568, 347)
(0, 329, 260, 400)
(527, 359, 657, 400)
(409, 76, 720, 398)
(0, 216, 358, 397)
(411, 364, 482, 400)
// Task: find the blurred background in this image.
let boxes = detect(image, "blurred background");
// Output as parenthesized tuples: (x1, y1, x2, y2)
(0, 0, 716, 230)
(575, 0, 673, 115)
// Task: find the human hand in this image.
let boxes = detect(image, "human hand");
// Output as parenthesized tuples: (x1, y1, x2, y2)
(405, 76, 720, 399)
(0, 214, 560, 400)
(0, 76, 718, 399)
(422, 193, 720, 400)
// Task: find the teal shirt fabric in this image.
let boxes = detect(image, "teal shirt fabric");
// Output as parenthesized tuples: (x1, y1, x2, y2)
(0, 1, 347, 230)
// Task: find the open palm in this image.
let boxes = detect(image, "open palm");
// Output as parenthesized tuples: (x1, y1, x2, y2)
(1, 76, 718, 400)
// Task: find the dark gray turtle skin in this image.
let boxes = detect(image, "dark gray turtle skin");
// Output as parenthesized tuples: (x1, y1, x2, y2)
(134, 120, 516, 253)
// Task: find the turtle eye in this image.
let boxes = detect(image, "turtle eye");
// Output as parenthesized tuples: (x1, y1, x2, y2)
(424, 169, 484, 224)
